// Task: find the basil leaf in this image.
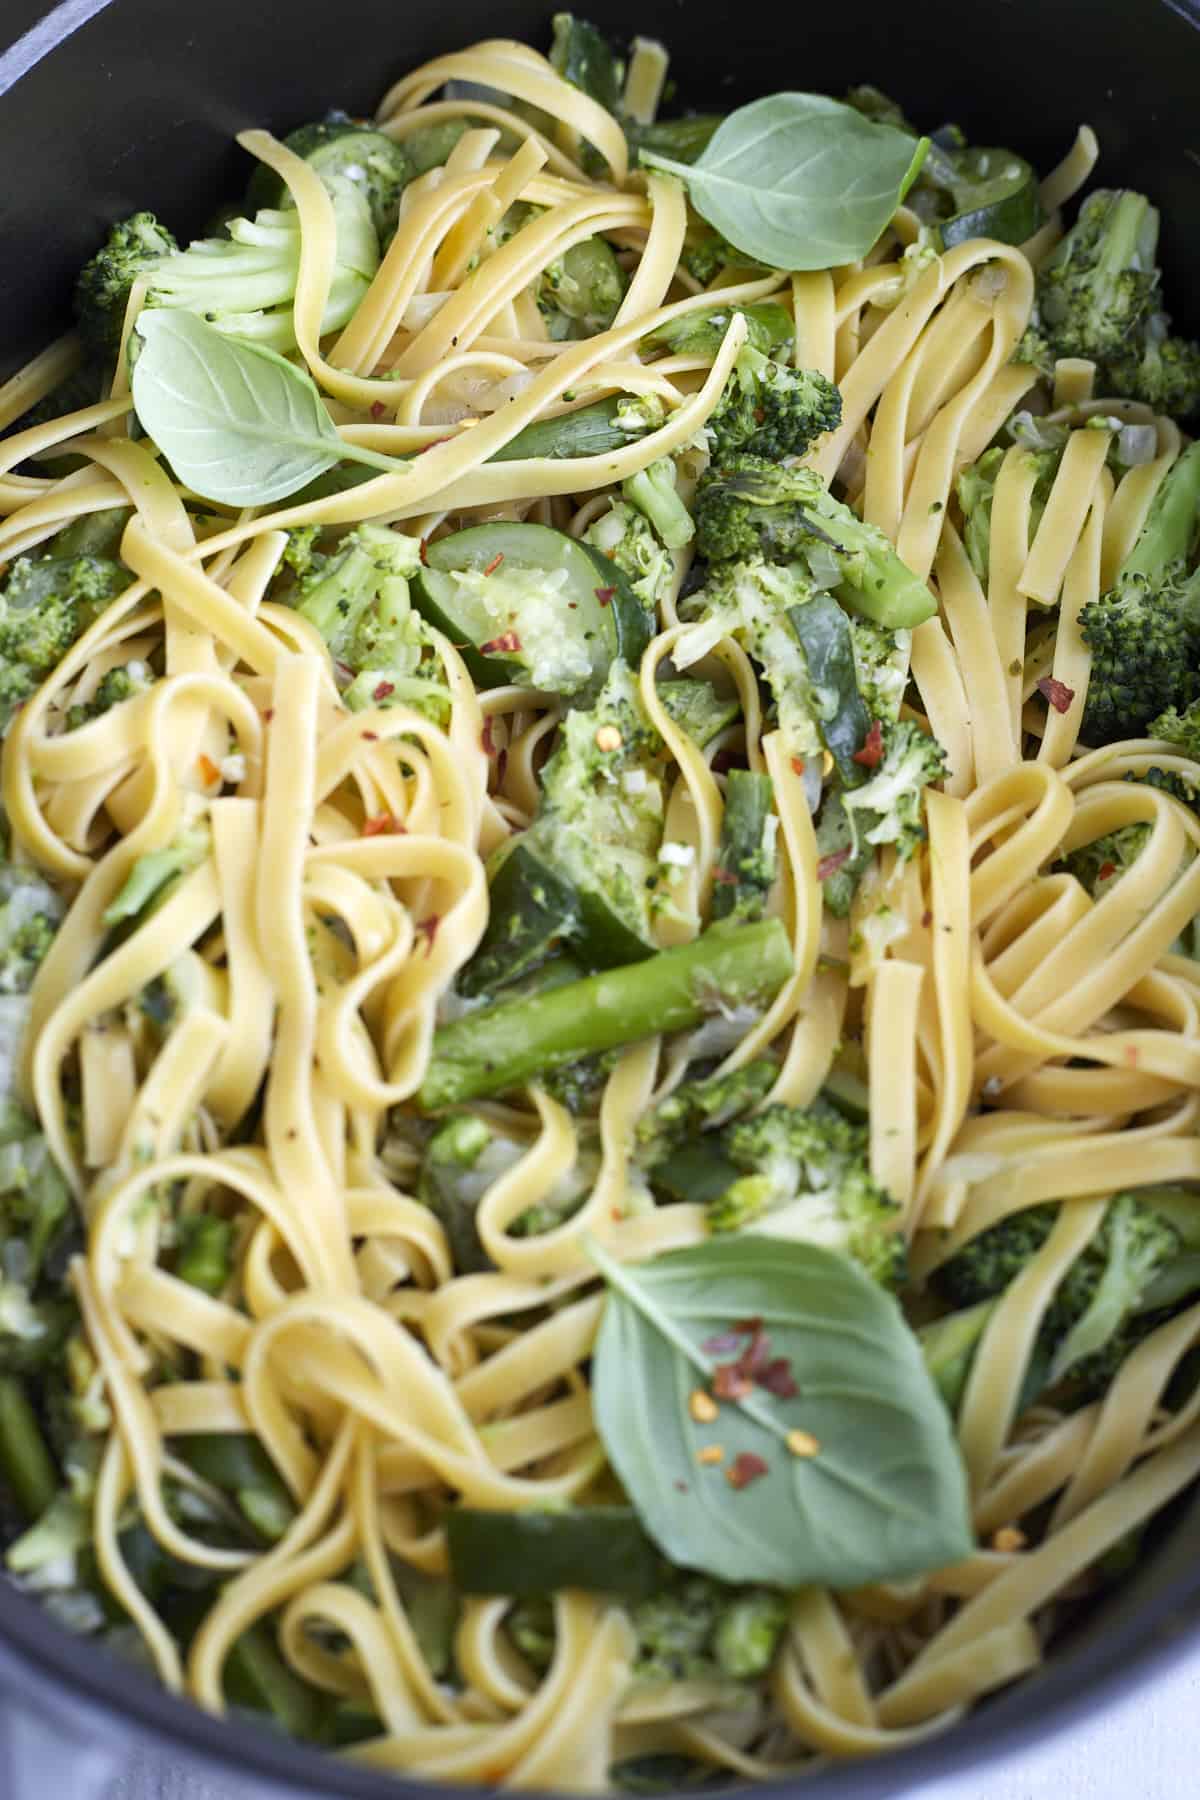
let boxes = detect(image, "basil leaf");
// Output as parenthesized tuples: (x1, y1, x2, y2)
(641, 93, 928, 272)
(588, 1236, 973, 1589)
(130, 311, 401, 507)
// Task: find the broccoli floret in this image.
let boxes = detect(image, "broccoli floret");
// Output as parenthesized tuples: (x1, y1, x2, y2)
(1080, 441, 1200, 743)
(1062, 821, 1149, 899)
(281, 524, 323, 581)
(936, 1187, 1200, 1405)
(709, 1099, 903, 1285)
(847, 614, 910, 725)
(813, 786, 873, 918)
(103, 818, 211, 928)
(511, 1574, 786, 1688)
(693, 454, 936, 628)
(1035, 190, 1162, 365)
(291, 525, 450, 721)
(1104, 325, 1200, 423)
(683, 233, 769, 285)
(841, 719, 947, 861)
(65, 660, 153, 731)
(1150, 699, 1200, 759)
(74, 213, 180, 360)
(634, 1060, 776, 1168)
(0, 1103, 74, 1380)
(643, 302, 794, 361)
(674, 558, 829, 764)
(582, 501, 674, 612)
(622, 458, 695, 551)
(0, 867, 63, 998)
(707, 348, 842, 463)
(0, 554, 127, 728)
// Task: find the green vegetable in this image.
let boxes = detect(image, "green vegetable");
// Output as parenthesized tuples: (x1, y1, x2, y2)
(65, 660, 154, 731)
(74, 213, 179, 360)
(103, 819, 210, 928)
(917, 140, 1041, 249)
(246, 116, 414, 240)
(712, 772, 777, 925)
(707, 350, 842, 464)
(446, 1505, 661, 1598)
(540, 235, 627, 338)
(622, 459, 694, 551)
(0, 1376, 58, 1521)
(656, 680, 740, 746)
(131, 312, 401, 508)
(635, 1060, 777, 1169)
(174, 1432, 296, 1543)
(640, 92, 928, 272)
(708, 1099, 903, 1286)
(491, 394, 665, 464)
(786, 596, 870, 784)
(419, 918, 793, 1108)
(840, 719, 947, 860)
(0, 551, 128, 730)
(287, 524, 448, 720)
(414, 521, 650, 697)
(549, 12, 623, 116)
(643, 302, 794, 361)
(1079, 440, 1200, 744)
(175, 1214, 234, 1296)
(226, 1619, 327, 1739)
(918, 1298, 998, 1413)
(634, 117, 723, 166)
(587, 1234, 973, 1587)
(420, 1115, 519, 1274)
(693, 455, 937, 629)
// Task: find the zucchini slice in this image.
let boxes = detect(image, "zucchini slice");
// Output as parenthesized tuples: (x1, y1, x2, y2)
(414, 521, 651, 697)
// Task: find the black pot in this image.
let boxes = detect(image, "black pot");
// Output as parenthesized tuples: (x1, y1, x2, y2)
(1, 2, 1199, 1795)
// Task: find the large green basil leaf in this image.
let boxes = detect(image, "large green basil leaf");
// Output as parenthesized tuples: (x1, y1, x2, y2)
(641, 93, 928, 272)
(130, 311, 401, 507)
(588, 1236, 973, 1589)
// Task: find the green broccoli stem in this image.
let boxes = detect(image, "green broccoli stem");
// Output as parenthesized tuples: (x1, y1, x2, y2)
(1122, 440, 1200, 581)
(420, 919, 793, 1108)
(0, 1375, 59, 1521)
(623, 462, 695, 551)
(175, 1214, 233, 1295)
(712, 771, 776, 924)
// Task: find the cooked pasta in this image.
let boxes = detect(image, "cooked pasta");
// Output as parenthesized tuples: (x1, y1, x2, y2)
(0, 22, 1198, 1793)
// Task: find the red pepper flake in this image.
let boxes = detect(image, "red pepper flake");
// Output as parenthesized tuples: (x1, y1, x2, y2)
(1037, 676, 1075, 715)
(480, 631, 522, 656)
(817, 848, 852, 882)
(852, 720, 884, 768)
(496, 746, 509, 787)
(712, 866, 738, 886)
(1097, 861, 1116, 881)
(370, 400, 387, 420)
(701, 1330, 743, 1355)
(418, 537, 429, 566)
(196, 753, 220, 786)
(740, 1322, 772, 1380)
(733, 1316, 764, 1335)
(790, 756, 806, 777)
(481, 718, 497, 758)
(362, 814, 403, 837)
(753, 406, 766, 425)
(726, 1451, 769, 1490)
(760, 1358, 798, 1398)
(417, 438, 452, 455)
(712, 1363, 754, 1402)
(361, 730, 379, 741)
(483, 552, 505, 577)
(1125, 1044, 1140, 1067)
(373, 679, 395, 702)
(921, 907, 933, 928)
(595, 586, 615, 607)
(415, 915, 440, 952)
(262, 708, 274, 723)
